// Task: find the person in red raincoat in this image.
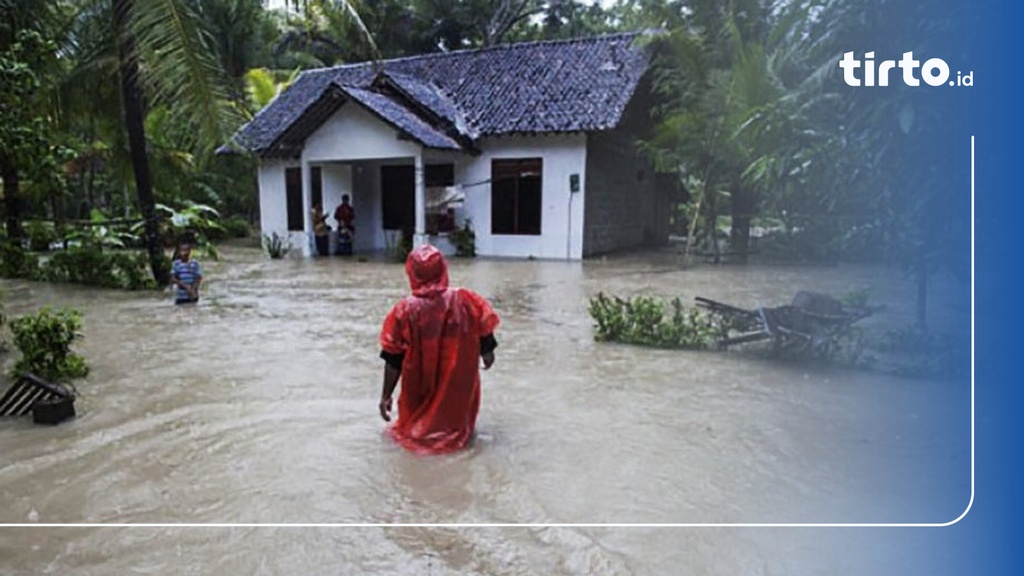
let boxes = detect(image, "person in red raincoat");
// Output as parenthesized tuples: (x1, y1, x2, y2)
(378, 244, 500, 454)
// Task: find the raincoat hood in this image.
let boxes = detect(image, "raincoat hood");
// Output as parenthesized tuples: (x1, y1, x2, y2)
(405, 244, 449, 298)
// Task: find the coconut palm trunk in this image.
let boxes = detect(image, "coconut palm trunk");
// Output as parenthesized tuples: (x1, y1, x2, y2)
(1, 153, 24, 240)
(112, 0, 167, 285)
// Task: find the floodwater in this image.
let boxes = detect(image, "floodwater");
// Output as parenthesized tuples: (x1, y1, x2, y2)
(0, 247, 972, 575)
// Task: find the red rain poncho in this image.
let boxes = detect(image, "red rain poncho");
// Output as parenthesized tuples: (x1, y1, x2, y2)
(380, 245, 500, 454)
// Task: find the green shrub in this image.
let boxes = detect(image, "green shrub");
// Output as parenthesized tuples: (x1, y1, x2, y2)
(220, 215, 251, 239)
(109, 251, 157, 290)
(9, 307, 89, 383)
(155, 202, 223, 256)
(588, 293, 726, 349)
(64, 211, 140, 250)
(41, 244, 117, 287)
(0, 240, 40, 279)
(450, 219, 476, 258)
(39, 246, 155, 290)
(392, 228, 413, 263)
(26, 220, 57, 252)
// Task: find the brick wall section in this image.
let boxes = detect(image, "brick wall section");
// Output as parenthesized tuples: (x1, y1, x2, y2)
(583, 129, 660, 257)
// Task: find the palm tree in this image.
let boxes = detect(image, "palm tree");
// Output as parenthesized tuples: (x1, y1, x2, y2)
(740, 0, 972, 327)
(105, 0, 253, 284)
(65, 0, 371, 285)
(640, 1, 777, 263)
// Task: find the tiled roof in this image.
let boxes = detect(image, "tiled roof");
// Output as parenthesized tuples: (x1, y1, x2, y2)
(377, 71, 474, 139)
(231, 32, 651, 157)
(339, 85, 464, 150)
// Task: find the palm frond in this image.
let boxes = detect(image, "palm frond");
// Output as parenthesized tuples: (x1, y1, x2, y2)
(128, 0, 243, 154)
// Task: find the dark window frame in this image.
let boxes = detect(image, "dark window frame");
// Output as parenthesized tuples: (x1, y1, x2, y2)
(311, 166, 323, 209)
(285, 167, 303, 232)
(491, 158, 543, 236)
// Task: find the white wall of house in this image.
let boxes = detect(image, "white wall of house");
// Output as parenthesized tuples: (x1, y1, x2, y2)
(319, 163, 351, 225)
(304, 104, 419, 162)
(353, 161, 384, 252)
(458, 134, 587, 260)
(257, 103, 418, 254)
(256, 110, 589, 259)
(305, 104, 418, 254)
(319, 162, 351, 253)
(257, 158, 307, 252)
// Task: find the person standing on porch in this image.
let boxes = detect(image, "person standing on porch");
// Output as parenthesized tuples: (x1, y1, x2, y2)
(334, 194, 355, 234)
(377, 244, 500, 455)
(334, 194, 355, 255)
(311, 203, 329, 256)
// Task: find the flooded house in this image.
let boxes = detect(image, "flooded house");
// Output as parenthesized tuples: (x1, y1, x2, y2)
(225, 32, 676, 259)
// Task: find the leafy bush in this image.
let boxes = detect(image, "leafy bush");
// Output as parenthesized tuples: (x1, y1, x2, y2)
(40, 244, 116, 286)
(0, 240, 40, 279)
(64, 210, 140, 250)
(588, 293, 726, 349)
(151, 202, 223, 260)
(450, 219, 476, 258)
(26, 220, 57, 252)
(109, 251, 158, 290)
(9, 307, 89, 382)
(262, 232, 290, 259)
(220, 215, 251, 239)
(38, 245, 155, 290)
(392, 228, 413, 263)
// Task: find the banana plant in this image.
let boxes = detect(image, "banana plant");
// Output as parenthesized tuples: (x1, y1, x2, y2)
(129, 201, 223, 260)
(64, 209, 140, 249)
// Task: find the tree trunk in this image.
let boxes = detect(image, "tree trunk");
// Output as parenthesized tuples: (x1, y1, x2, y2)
(730, 214, 751, 265)
(704, 182, 720, 264)
(1, 153, 25, 240)
(85, 161, 95, 217)
(113, 0, 169, 285)
(729, 184, 754, 265)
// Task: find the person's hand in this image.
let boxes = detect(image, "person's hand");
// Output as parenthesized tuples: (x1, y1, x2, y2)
(482, 352, 495, 370)
(378, 396, 392, 422)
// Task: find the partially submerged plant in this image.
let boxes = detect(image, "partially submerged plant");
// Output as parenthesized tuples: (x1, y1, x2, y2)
(392, 229, 413, 263)
(9, 307, 89, 383)
(588, 293, 725, 350)
(450, 219, 476, 258)
(262, 232, 290, 259)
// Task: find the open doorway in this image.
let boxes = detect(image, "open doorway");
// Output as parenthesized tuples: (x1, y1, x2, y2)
(380, 163, 455, 237)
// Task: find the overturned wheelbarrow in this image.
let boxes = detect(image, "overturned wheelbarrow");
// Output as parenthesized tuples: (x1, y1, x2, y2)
(0, 373, 77, 425)
(695, 290, 882, 356)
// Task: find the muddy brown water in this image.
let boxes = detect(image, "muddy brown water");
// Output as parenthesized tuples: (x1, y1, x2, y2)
(0, 247, 971, 575)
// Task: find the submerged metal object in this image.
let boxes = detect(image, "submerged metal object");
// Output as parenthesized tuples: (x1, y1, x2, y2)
(0, 373, 77, 424)
(696, 291, 881, 355)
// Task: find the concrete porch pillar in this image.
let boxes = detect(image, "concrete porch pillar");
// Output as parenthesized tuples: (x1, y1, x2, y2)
(413, 151, 427, 248)
(300, 158, 313, 256)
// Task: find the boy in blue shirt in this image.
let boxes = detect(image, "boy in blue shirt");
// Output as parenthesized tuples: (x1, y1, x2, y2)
(171, 242, 203, 305)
